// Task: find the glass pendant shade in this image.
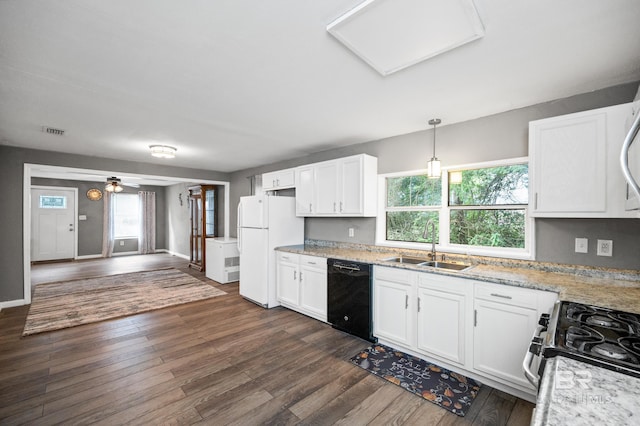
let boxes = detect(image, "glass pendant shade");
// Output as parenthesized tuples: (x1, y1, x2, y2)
(427, 158, 441, 179)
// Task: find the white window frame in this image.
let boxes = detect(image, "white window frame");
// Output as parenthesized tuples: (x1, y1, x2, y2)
(376, 157, 534, 259)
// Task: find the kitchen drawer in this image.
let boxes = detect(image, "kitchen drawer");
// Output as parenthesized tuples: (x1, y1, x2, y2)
(278, 252, 299, 264)
(300, 254, 326, 269)
(374, 265, 416, 284)
(474, 282, 538, 309)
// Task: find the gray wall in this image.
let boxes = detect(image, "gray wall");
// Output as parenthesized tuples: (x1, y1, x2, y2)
(536, 219, 640, 269)
(31, 178, 167, 256)
(229, 81, 640, 269)
(0, 145, 229, 302)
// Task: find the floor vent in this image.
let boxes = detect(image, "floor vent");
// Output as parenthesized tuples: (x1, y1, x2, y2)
(43, 126, 65, 136)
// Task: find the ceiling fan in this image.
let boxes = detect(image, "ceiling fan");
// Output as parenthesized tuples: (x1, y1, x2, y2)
(105, 176, 139, 193)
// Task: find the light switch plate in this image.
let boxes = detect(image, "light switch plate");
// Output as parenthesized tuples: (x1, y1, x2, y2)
(575, 237, 588, 253)
(597, 239, 613, 257)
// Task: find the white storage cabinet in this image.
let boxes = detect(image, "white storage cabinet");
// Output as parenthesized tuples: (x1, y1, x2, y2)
(205, 238, 240, 284)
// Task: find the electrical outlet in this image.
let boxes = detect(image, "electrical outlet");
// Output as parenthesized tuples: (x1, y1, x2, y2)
(597, 239, 613, 257)
(348, 228, 355, 237)
(575, 238, 588, 253)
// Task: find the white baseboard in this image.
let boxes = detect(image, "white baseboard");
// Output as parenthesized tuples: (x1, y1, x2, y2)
(111, 251, 140, 257)
(0, 299, 27, 309)
(76, 254, 103, 260)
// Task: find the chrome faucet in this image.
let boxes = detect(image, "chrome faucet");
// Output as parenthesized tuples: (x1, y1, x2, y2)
(422, 219, 436, 260)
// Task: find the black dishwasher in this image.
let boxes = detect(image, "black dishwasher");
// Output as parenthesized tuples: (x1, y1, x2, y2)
(327, 258, 376, 342)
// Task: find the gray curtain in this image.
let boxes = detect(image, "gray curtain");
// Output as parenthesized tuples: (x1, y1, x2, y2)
(138, 191, 156, 254)
(101, 192, 115, 258)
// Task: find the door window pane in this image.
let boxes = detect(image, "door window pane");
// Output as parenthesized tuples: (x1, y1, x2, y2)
(39, 195, 67, 209)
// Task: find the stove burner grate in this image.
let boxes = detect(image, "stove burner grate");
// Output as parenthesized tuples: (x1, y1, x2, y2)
(591, 342, 637, 363)
(619, 337, 640, 358)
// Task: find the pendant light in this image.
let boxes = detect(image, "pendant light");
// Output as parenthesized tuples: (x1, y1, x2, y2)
(427, 118, 442, 179)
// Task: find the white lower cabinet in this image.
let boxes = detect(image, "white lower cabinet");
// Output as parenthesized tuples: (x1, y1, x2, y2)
(299, 257, 328, 320)
(373, 266, 416, 347)
(472, 283, 558, 391)
(276, 252, 327, 322)
(373, 265, 558, 399)
(417, 274, 471, 366)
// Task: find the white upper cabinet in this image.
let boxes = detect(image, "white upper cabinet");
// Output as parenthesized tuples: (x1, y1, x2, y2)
(295, 165, 315, 215)
(529, 102, 637, 218)
(262, 168, 296, 191)
(295, 154, 378, 217)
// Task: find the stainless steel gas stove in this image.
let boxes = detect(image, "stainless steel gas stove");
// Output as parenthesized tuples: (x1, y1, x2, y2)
(524, 301, 640, 388)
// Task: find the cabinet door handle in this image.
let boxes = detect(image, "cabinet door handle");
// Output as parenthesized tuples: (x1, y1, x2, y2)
(309, 203, 312, 212)
(534, 192, 538, 210)
(333, 202, 336, 212)
(490, 293, 513, 300)
(276, 178, 280, 186)
(282, 255, 289, 260)
(273, 179, 276, 187)
(405, 295, 409, 309)
(474, 309, 478, 327)
(308, 261, 316, 265)
(300, 272, 303, 281)
(293, 271, 297, 280)
(340, 201, 343, 212)
(417, 297, 421, 312)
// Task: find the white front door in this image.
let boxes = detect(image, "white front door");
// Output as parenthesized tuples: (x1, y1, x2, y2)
(31, 187, 76, 261)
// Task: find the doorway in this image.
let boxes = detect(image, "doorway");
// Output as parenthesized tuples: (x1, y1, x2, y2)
(30, 186, 77, 262)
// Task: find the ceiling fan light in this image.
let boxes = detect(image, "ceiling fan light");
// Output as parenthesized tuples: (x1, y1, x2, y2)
(105, 182, 124, 192)
(150, 145, 177, 158)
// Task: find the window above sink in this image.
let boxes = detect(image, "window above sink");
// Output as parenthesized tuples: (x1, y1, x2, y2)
(376, 157, 533, 260)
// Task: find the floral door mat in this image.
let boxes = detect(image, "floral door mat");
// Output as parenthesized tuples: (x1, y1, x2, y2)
(351, 344, 481, 417)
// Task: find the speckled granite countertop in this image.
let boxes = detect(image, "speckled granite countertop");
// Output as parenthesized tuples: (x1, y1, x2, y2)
(531, 357, 640, 425)
(277, 240, 640, 314)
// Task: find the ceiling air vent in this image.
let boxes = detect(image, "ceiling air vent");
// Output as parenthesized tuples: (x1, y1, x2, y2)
(42, 126, 65, 136)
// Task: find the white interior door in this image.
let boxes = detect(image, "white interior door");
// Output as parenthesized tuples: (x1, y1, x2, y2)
(31, 187, 76, 261)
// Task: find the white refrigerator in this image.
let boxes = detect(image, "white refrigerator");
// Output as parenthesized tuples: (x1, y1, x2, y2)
(237, 195, 304, 308)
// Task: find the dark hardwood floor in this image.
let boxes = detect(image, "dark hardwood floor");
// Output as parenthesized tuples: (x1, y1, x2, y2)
(0, 254, 534, 425)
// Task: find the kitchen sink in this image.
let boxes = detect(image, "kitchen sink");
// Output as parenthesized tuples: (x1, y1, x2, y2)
(419, 261, 471, 271)
(380, 256, 428, 264)
(380, 256, 471, 271)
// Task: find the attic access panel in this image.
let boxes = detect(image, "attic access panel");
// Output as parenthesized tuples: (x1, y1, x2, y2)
(327, 0, 485, 76)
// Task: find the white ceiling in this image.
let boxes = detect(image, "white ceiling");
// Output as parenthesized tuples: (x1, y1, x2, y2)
(1, 0, 639, 173)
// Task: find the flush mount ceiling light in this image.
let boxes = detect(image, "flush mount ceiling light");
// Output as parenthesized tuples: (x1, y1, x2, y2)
(327, 0, 485, 76)
(105, 177, 124, 193)
(427, 118, 442, 179)
(149, 145, 177, 159)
